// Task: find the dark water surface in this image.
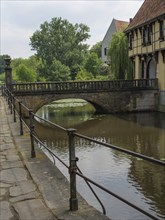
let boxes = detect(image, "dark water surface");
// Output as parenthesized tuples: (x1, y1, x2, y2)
(35, 100, 165, 220)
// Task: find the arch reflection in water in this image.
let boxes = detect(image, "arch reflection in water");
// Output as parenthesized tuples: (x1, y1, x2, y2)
(37, 99, 96, 128)
(35, 101, 165, 220)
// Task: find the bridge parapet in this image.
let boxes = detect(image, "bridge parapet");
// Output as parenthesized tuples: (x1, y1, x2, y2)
(12, 79, 158, 95)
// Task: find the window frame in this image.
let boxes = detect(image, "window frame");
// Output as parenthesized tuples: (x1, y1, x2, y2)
(159, 20, 164, 41)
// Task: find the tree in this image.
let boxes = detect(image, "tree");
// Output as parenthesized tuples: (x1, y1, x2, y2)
(99, 63, 111, 76)
(0, 73, 5, 83)
(11, 56, 42, 81)
(16, 64, 36, 82)
(84, 52, 102, 78)
(90, 42, 102, 58)
(108, 32, 132, 79)
(30, 17, 90, 80)
(75, 68, 94, 81)
(47, 59, 71, 81)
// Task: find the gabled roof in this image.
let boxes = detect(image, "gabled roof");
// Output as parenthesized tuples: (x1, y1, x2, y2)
(114, 19, 129, 32)
(102, 18, 129, 42)
(125, 0, 165, 32)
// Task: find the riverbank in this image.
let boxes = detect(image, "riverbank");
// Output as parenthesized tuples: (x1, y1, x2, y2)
(0, 95, 110, 220)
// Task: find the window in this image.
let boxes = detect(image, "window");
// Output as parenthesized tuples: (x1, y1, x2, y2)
(159, 20, 164, 40)
(141, 60, 145, 78)
(104, 48, 107, 56)
(142, 28, 147, 46)
(147, 25, 152, 44)
(142, 25, 152, 46)
(161, 50, 165, 63)
(129, 33, 133, 50)
(132, 59, 135, 78)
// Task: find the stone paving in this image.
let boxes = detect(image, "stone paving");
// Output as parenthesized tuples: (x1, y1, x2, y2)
(0, 95, 56, 220)
(0, 93, 110, 220)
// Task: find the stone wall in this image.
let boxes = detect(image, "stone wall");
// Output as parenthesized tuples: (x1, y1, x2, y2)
(158, 90, 165, 113)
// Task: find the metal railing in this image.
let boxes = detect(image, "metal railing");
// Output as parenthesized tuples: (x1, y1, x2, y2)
(3, 86, 164, 220)
(11, 78, 158, 95)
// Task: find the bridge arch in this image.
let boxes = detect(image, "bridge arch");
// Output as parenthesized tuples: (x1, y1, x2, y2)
(33, 95, 105, 114)
(16, 93, 107, 117)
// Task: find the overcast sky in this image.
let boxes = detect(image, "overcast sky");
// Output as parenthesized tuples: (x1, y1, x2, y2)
(1, 0, 144, 59)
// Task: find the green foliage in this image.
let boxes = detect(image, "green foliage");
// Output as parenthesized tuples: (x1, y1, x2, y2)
(108, 32, 132, 79)
(11, 56, 41, 82)
(30, 17, 90, 80)
(11, 58, 24, 69)
(12, 56, 40, 73)
(0, 72, 5, 82)
(84, 52, 102, 78)
(99, 63, 111, 76)
(90, 42, 102, 58)
(24, 56, 41, 73)
(95, 75, 111, 80)
(75, 68, 94, 81)
(11, 70, 18, 82)
(47, 59, 71, 81)
(15, 64, 36, 82)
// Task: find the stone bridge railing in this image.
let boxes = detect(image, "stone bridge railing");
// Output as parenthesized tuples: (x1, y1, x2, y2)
(11, 79, 158, 95)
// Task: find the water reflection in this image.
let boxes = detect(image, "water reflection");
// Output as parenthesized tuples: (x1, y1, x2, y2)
(35, 100, 165, 220)
(128, 159, 165, 218)
(37, 99, 95, 127)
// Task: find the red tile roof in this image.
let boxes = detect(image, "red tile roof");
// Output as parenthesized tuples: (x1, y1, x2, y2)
(125, 0, 165, 31)
(114, 19, 129, 32)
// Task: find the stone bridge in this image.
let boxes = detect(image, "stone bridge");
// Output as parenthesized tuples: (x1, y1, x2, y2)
(10, 79, 158, 114)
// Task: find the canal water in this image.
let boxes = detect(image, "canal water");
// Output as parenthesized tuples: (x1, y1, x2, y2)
(35, 99, 165, 220)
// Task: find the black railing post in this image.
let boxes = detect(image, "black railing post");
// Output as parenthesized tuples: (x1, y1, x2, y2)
(1, 85, 4, 96)
(7, 90, 10, 107)
(4, 87, 7, 101)
(13, 96, 16, 122)
(10, 93, 13, 114)
(18, 101, 23, 135)
(29, 109, 36, 158)
(67, 128, 78, 211)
